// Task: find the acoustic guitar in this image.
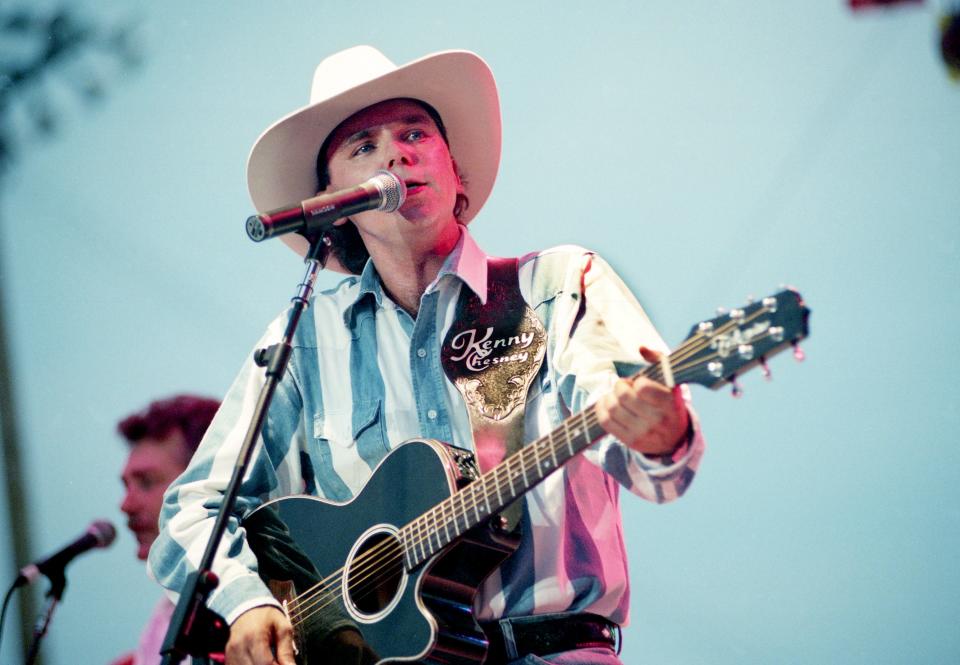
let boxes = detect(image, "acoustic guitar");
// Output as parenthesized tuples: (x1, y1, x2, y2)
(243, 289, 810, 663)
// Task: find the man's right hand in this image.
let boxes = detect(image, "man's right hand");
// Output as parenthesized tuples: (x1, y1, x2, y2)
(225, 606, 296, 665)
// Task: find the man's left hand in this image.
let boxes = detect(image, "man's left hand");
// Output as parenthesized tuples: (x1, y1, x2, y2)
(595, 346, 690, 456)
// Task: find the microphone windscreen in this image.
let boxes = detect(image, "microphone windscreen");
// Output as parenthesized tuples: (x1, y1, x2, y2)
(372, 170, 406, 212)
(88, 519, 117, 548)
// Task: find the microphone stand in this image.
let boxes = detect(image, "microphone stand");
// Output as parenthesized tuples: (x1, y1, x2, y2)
(159, 235, 329, 665)
(25, 572, 65, 665)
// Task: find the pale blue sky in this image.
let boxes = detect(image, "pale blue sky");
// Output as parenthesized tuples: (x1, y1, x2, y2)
(1, 2, 958, 663)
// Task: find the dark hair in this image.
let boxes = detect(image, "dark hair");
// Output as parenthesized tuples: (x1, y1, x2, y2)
(118, 394, 220, 457)
(314, 98, 469, 274)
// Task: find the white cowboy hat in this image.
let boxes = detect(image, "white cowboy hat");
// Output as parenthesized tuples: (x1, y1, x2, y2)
(246, 45, 501, 268)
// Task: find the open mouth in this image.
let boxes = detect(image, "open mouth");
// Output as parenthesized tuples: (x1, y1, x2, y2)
(404, 181, 426, 194)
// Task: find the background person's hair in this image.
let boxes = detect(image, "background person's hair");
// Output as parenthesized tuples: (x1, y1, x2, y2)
(118, 394, 220, 458)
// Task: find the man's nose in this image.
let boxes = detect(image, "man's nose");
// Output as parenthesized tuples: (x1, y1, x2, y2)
(120, 491, 137, 515)
(385, 140, 415, 169)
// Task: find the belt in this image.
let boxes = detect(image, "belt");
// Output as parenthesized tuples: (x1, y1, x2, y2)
(481, 613, 620, 662)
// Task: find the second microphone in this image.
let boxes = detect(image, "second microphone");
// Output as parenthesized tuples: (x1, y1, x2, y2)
(246, 170, 407, 242)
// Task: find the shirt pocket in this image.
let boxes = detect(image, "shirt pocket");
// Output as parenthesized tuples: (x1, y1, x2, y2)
(313, 400, 389, 465)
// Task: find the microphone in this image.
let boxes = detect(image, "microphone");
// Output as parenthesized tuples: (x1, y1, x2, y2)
(246, 170, 406, 242)
(15, 519, 116, 587)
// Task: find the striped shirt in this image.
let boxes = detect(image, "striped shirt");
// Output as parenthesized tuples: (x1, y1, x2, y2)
(149, 228, 704, 628)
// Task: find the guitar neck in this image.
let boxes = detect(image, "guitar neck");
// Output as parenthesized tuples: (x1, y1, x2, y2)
(400, 363, 661, 571)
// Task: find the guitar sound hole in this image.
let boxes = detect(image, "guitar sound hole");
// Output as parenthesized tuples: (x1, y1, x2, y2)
(346, 530, 403, 616)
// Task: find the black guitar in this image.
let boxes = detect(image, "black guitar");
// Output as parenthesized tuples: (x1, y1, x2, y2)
(243, 289, 810, 663)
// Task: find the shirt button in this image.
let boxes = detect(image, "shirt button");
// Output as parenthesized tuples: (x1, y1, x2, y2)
(427, 409, 438, 420)
(417, 348, 427, 358)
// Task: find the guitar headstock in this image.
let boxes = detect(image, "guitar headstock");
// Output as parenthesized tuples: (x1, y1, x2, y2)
(669, 288, 810, 391)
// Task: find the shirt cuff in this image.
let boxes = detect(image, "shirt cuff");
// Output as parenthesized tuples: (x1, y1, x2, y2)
(206, 572, 282, 625)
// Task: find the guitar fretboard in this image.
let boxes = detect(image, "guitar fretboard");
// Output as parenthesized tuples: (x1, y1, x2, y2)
(399, 404, 610, 569)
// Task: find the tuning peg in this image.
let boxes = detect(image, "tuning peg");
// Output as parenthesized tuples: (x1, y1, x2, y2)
(730, 377, 743, 398)
(759, 357, 772, 381)
(716, 306, 728, 317)
(792, 342, 805, 362)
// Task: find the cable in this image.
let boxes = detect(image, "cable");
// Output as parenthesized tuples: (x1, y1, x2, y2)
(0, 579, 18, 657)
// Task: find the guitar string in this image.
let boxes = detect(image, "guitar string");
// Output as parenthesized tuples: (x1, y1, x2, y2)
(283, 407, 607, 625)
(284, 313, 782, 627)
(282, 380, 612, 619)
(287, 407, 650, 624)
(283, 308, 788, 627)
(284, 314, 784, 628)
(283, 407, 610, 628)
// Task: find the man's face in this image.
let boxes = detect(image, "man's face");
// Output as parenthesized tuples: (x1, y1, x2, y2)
(120, 431, 189, 560)
(324, 98, 463, 249)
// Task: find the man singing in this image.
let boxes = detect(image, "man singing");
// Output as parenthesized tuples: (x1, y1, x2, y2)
(150, 46, 704, 665)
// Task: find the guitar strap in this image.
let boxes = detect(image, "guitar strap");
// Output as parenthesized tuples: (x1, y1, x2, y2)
(440, 257, 547, 532)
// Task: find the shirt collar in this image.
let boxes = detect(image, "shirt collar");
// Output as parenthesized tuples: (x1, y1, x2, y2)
(356, 256, 385, 306)
(339, 258, 385, 327)
(430, 226, 488, 304)
(341, 225, 490, 325)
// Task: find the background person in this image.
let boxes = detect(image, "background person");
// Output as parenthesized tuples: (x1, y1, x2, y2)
(110, 394, 220, 665)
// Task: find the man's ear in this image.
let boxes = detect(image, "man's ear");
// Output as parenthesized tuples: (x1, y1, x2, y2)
(451, 158, 466, 194)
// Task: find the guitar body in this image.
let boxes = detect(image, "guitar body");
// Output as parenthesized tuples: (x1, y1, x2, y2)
(244, 439, 519, 664)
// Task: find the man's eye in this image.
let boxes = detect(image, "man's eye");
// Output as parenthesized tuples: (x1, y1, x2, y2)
(405, 129, 425, 142)
(138, 477, 159, 491)
(352, 142, 375, 157)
